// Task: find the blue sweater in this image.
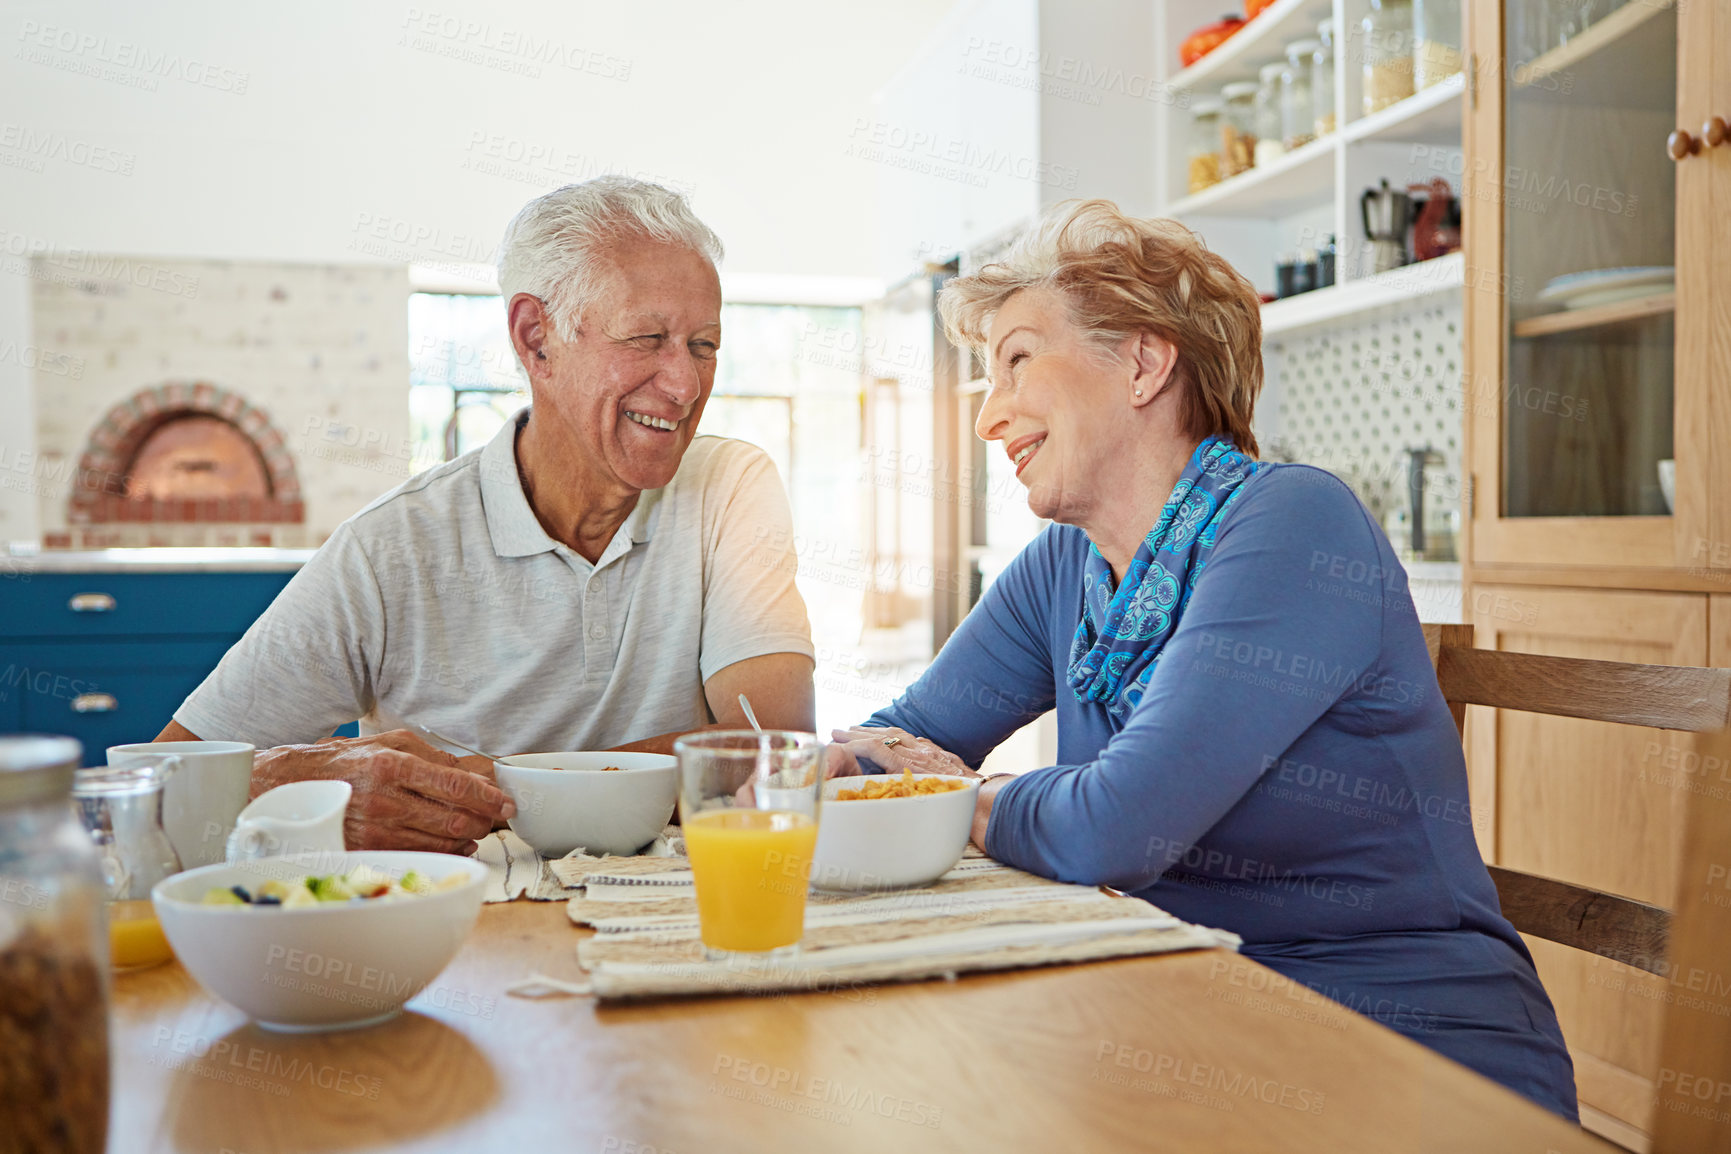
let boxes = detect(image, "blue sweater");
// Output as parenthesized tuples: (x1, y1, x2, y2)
(867, 464, 1578, 1120)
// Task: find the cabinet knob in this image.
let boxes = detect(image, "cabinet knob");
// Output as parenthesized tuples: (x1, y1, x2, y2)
(1705, 116, 1729, 148)
(71, 693, 118, 713)
(1669, 130, 1701, 160)
(68, 592, 116, 613)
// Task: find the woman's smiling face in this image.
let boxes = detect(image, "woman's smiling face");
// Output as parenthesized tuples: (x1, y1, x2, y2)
(975, 286, 1134, 526)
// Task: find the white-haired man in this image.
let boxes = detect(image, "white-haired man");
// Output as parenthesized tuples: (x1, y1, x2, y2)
(154, 177, 815, 853)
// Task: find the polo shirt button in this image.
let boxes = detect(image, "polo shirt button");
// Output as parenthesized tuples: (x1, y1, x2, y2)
(588, 624, 607, 640)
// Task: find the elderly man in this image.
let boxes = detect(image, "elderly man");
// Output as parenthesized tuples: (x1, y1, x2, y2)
(154, 177, 815, 853)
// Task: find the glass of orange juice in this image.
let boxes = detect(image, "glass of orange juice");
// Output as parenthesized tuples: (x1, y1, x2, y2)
(674, 731, 823, 961)
(72, 759, 182, 972)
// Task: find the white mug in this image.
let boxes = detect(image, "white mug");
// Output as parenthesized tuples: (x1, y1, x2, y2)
(108, 741, 255, 868)
(226, 780, 351, 864)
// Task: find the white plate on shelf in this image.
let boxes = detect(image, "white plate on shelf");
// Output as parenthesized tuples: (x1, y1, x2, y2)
(1538, 266, 1675, 311)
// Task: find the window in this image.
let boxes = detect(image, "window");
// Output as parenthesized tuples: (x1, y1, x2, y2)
(408, 293, 523, 464)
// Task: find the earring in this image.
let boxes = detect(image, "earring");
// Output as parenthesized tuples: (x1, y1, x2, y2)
(1133, 389, 1143, 397)
(536, 350, 547, 360)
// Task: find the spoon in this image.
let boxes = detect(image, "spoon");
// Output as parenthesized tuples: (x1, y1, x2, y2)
(418, 725, 525, 766)
(737, 694, 764, 732)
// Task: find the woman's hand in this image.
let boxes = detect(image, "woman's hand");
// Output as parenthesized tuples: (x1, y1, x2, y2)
(827, 726, 979, 779)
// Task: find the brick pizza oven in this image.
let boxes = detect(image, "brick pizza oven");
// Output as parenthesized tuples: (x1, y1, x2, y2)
(68, 382, 304, 530)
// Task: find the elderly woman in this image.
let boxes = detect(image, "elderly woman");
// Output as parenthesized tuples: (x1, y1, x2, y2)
(829, 200, 1577, 1120)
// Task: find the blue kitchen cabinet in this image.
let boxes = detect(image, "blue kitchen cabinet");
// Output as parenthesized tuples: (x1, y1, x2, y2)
(0, 569, 357, 756)
(7, 638, 233, 752)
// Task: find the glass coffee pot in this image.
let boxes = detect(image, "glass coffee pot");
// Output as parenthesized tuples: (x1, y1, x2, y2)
(72, 757, 182, 971)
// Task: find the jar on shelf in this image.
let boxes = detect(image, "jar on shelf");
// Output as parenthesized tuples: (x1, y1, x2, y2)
(1363, 0, 1416, 114)
(1253, 62, 1287, 167)
(0, 736, 110, 1154)
(1313, 17, 1337, 137)
(1280, 39, 1321, 151)
(1187, 99, 1223, 194)
(1220, 81, 1259, 177)
(1413, 0, 1464, 89)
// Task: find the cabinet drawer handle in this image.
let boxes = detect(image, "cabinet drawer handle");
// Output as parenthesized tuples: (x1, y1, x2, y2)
(68, 593, 116, 613)
(71, 693, 118, 713)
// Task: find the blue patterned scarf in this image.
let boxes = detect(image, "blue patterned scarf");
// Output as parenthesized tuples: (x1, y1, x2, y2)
(1067, 437, 1262, 718)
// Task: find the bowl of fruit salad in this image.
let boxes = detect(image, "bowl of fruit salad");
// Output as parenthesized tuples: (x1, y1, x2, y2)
(151, 851, 488, 1031)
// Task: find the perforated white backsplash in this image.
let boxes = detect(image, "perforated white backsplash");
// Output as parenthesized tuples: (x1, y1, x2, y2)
(1258, 296, 1465, 548)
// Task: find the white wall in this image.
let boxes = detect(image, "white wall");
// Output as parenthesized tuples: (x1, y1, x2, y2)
(0, 0, 964, 544)
(868, 0, 1041, 283)
(867, 0, 1163, 282)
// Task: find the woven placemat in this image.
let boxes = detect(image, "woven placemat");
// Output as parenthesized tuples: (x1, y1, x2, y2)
(558, 850, 1239, 1002)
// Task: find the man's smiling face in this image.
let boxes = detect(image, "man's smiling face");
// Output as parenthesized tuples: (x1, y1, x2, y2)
(536, 233, 723, 493)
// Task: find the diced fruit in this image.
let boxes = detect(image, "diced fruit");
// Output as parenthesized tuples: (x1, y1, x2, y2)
(308, 875, 356, 902)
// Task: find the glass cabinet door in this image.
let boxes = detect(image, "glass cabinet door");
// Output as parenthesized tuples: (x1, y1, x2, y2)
(1500, 0, 1676, 520)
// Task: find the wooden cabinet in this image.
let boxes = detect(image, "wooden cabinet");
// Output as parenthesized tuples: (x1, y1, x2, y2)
(1461, 2, 1731, 1141)
(1463, 0, 1731, 573)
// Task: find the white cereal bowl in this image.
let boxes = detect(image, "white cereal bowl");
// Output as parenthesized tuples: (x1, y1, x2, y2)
(810, 774, 981, 892)
(493, 752, 678, 857)
(151, 851, 488, 1032)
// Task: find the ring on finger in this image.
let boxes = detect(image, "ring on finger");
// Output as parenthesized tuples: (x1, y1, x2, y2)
(881, 736, 901, 748)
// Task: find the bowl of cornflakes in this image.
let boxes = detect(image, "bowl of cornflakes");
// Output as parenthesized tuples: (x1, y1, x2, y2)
(810, 769, 980, 891)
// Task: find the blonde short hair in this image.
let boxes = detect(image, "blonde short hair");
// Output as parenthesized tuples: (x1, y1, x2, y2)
(938, 199, 1263, 456)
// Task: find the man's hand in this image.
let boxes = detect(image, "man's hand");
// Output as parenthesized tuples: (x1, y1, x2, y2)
(251, 729, 515, 855)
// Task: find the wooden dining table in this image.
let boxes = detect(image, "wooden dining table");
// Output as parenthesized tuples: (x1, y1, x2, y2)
(108, 902, 1613, 1153)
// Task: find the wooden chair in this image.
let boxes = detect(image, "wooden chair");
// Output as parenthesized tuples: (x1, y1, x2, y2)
(1423, 624, 1731, 1152)
(1423, 623, 1731, 973)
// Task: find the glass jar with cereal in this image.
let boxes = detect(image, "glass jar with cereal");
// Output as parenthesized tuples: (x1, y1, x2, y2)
(0, 736, 109, 1154)
(1220, 82, 1259, 177)
(1363, 0, 1417, 114)
(1187, 99, 1224, 194)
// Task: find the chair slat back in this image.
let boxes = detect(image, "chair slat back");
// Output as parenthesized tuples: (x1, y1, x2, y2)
(1437, 644, 1731, 732)
(1485, 866, 1670, 974)
(1416, 624, 1731, 978)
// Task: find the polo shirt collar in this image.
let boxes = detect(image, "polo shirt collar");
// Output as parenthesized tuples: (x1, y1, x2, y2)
(479, 409, 558, 558)
(479, 408, 665, 561)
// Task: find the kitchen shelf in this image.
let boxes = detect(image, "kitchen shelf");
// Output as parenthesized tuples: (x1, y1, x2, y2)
(1513, 0, 1673, 90)
(1169, 0, 1335, 92)
(1341, 74, 1465, 146)
(1511, 291, 1676, 338)
(1262, 252, 1464, 336)
(1167, 78, 1465, 220)
(1166, 134, 1335, 218)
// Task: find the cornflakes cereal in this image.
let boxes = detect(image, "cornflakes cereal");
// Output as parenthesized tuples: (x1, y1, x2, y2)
(835, 766, 969, 801)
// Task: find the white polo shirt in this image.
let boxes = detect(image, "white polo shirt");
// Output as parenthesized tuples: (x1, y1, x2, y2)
(176, 411, 813, 754)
